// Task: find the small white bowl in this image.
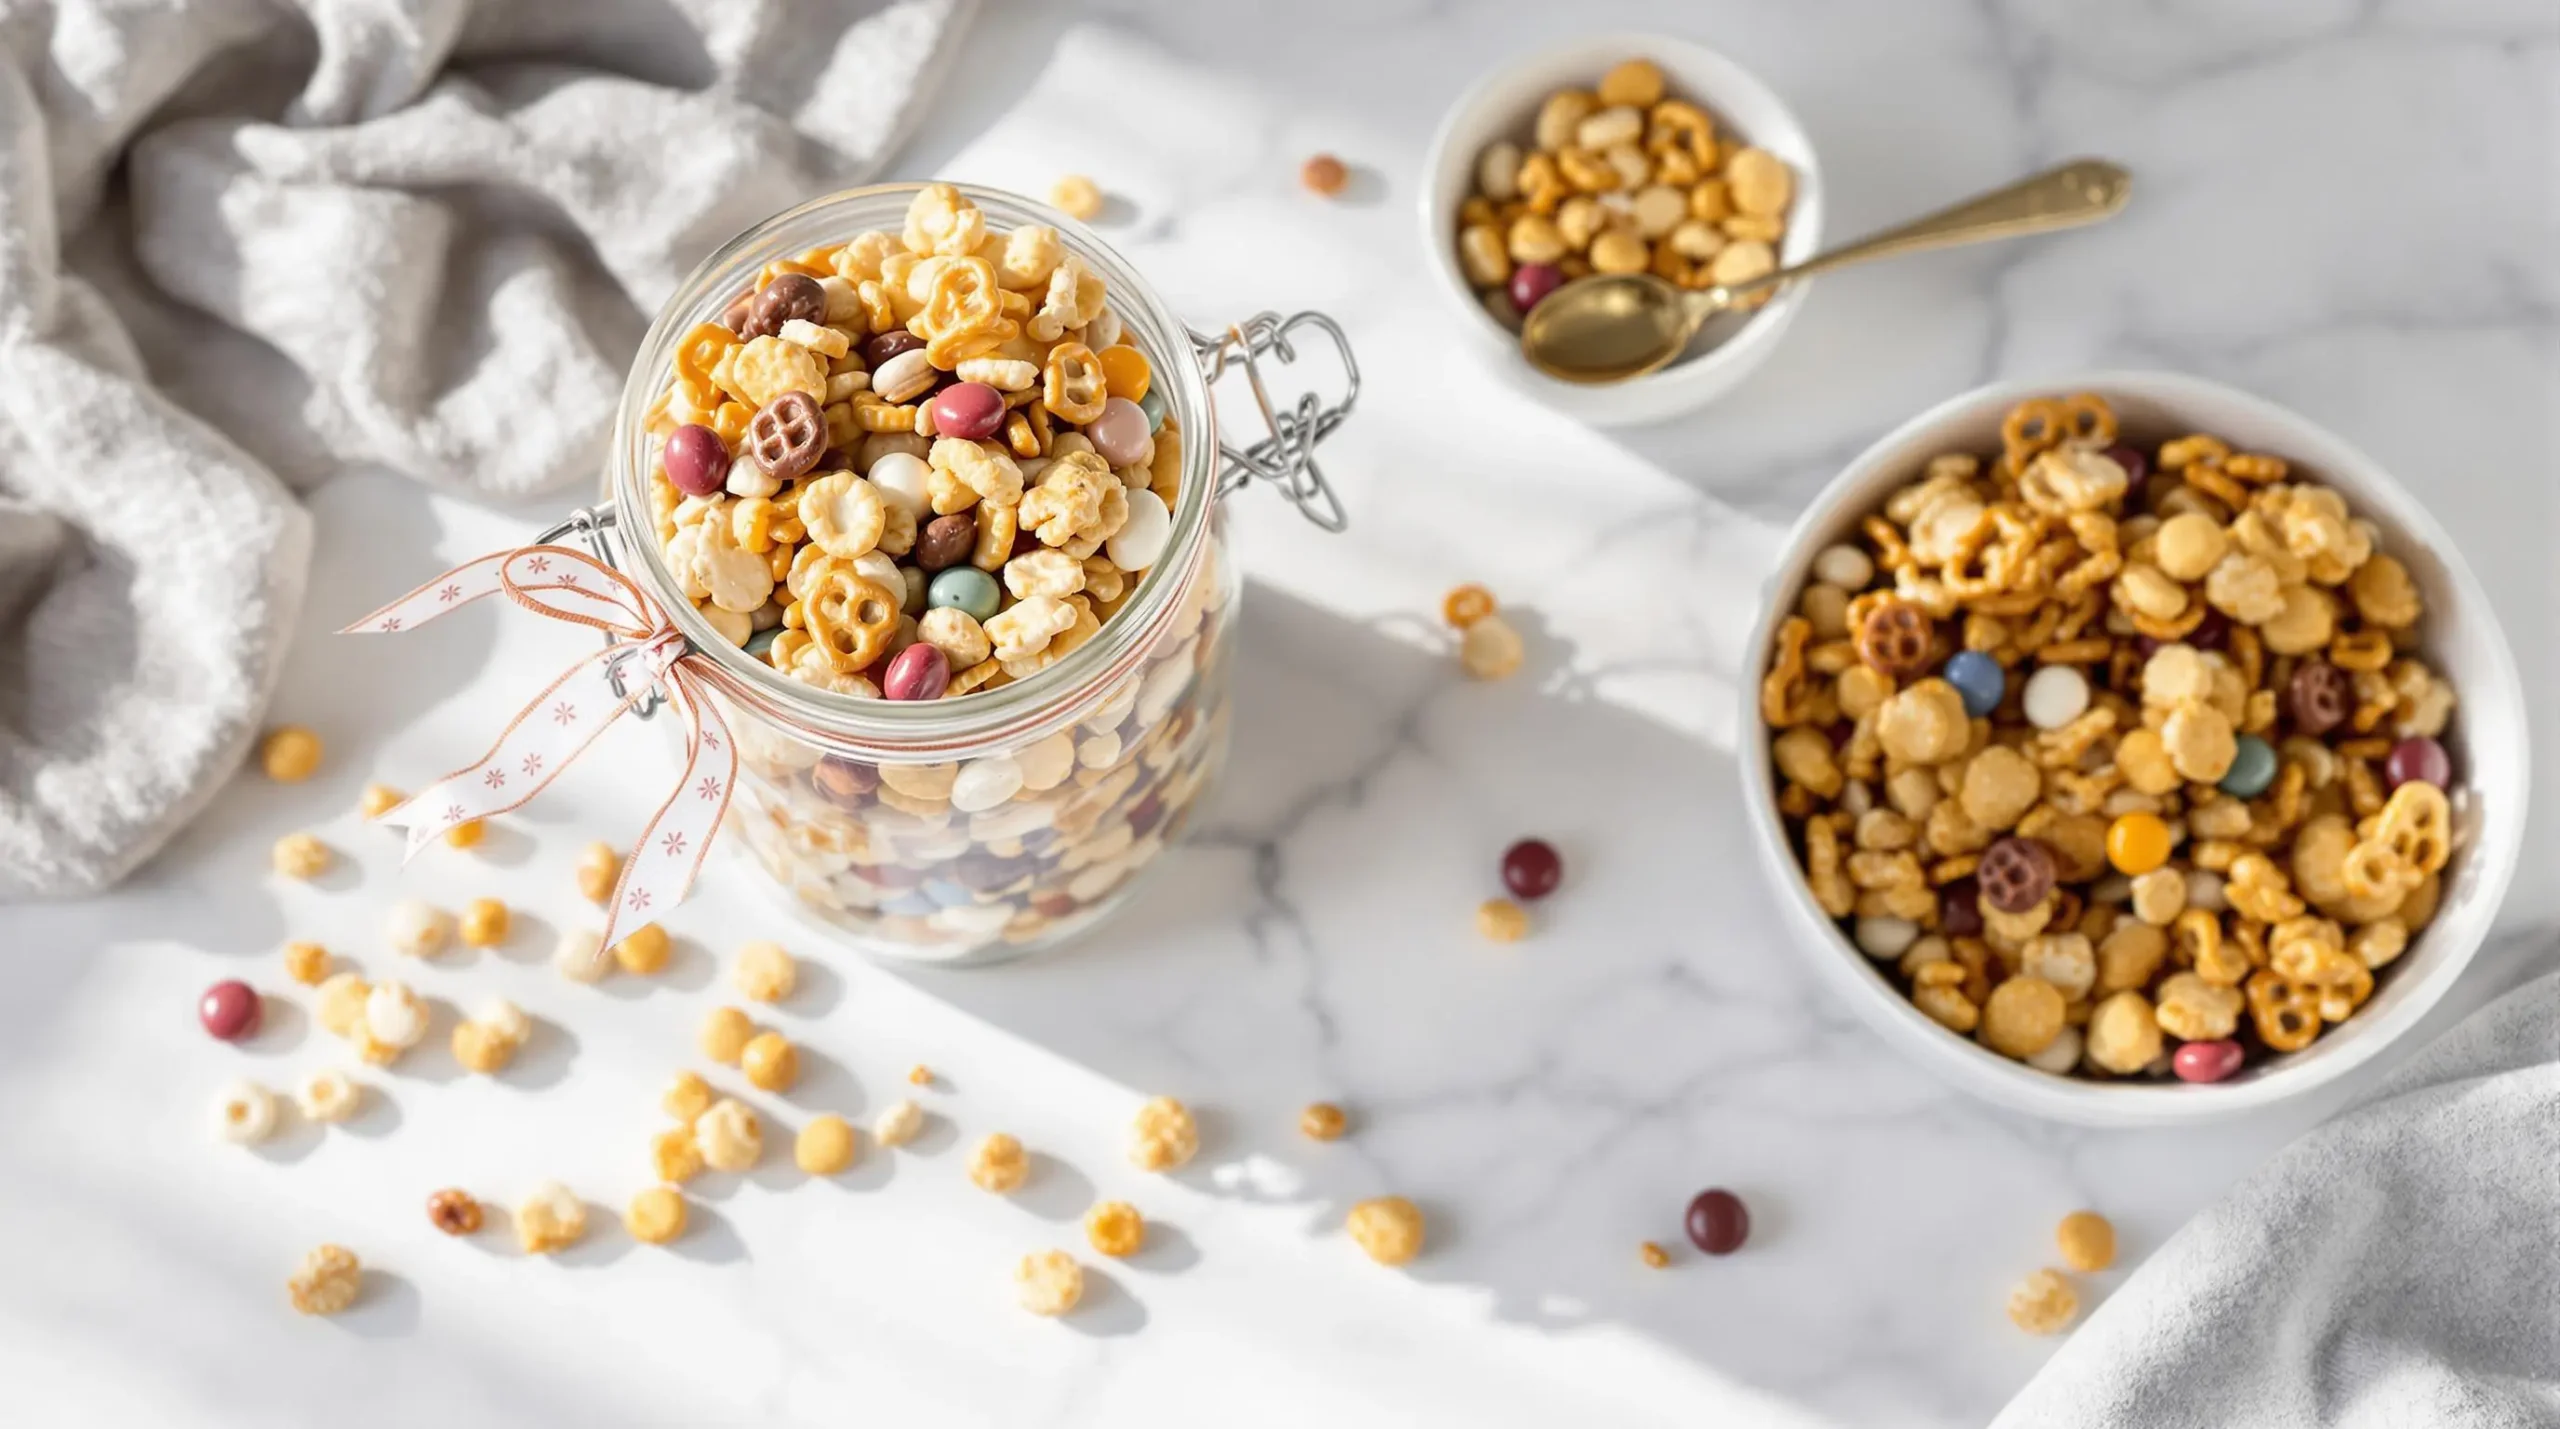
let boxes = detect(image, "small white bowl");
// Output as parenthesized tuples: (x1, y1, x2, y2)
(1738, 372, 2529, 1127)
(1419, 34, 1824, 427)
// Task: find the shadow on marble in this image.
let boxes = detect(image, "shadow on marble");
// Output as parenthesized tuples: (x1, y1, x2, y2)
(1059, 1264, 1148, 1339)
(783, 953, 849, 1020)
(1122, 1217, 1201, 1275)
(669, 1199, 750, 1265)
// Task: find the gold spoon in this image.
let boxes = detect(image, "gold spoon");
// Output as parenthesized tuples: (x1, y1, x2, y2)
(1518, 158, 2133, 385)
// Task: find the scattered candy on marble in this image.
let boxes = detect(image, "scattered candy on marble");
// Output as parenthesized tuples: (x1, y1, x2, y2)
(1499, 838, 1563, 901)
(1684, 1188, 1748, 1255)
(199, 980, 261, 1041)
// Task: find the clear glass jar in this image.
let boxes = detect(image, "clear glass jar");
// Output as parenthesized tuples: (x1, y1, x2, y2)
(581, 184, 1351, 965)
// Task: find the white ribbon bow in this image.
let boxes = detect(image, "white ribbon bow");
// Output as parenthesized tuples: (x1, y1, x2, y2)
(345, 545, 739, 949)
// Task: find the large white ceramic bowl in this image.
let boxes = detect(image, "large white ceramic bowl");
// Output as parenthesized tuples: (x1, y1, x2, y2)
(1418, 34, 1823, 427)
(1739, 372, 2529, 1127)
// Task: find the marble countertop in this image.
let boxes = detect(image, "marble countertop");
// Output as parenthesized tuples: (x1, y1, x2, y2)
(5, 2, 2554, 1425)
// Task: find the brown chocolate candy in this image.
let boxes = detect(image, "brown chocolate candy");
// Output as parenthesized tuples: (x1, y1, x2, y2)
(1977, 836, 2057, 915)
(812, 755, 878, 808)
(746, 390, 826, 479)
(2288, 660, 2353, 736)
(744, 273, 826, 340)
(1855, 596, 1937, 679)
(915, 512, 977, 571)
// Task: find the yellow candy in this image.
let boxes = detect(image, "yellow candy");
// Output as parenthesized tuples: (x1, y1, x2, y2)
(1096, 344, 1151, 402)
(2106, 813, 2173, 876)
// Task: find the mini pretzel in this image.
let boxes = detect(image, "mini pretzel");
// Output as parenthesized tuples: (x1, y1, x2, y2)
(1043, 341, 1108, 425)
(2129, 603, 2208, 641)
(1853, 597, 1935, 679)
(1977, 836, 2056, 915)
(1760, 616, 1815, 726)
(2060, 393, 2117, 449)
(676, 322, 739, 385)
(2244, 969, 2321, 1053)
(748, 391, 826, 479)
(801, 567, 902, 674)
(2000, 398, 2071, 465)
(747, 273, 827, 340)
(2373, 782, 2452, 874)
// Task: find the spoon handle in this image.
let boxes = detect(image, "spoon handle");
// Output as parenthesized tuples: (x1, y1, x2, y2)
(1704, 158, 2132, 309)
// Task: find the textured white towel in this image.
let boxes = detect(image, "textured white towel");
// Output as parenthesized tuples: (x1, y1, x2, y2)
(0, 0, 973, 898)
(1995, 947, 2560, 1429)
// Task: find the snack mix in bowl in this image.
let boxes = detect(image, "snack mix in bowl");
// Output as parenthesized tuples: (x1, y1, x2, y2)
(1453, 57, 1796, 332)
(1760, 393, 2461, 1082)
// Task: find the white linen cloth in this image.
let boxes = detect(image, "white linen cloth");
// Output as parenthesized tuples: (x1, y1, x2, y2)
(1997, 948, 2560, 1429)
(0, 0, 972, 898)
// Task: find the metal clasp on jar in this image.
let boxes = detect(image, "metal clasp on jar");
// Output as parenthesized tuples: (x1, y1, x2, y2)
(1191, 312, 1358, 533)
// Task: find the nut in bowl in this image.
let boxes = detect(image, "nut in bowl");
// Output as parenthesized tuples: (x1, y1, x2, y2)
(1421, 35, 1823, 425)
(1742, 373, 2526, 1126)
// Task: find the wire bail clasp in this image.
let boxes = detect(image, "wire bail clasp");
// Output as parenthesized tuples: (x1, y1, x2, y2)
(1192, 311, 1358, 533)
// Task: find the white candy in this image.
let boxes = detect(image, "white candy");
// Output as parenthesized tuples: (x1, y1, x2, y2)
(724, 453, 781, 500)
(950, 756, 1026, 813)
(866, 451, 932, 518)
(2025, 1025, 2084, 1075)
(1853, 915, 1920, 960)
(1107, 489, 1171, 572)
(1811, 543, 1874, 591)
(212, 1080, 277, 1144)
(2186, 869, 2229, 913)
(474, 998, 531, 1047)
(874, 1099, 925, 1147)
(385, 899, 450, 959)
(364, 981, 428, 1049)
(553, 928, 613, 983)
(1077, 732, 1122, 770)
(2022, 665, 2092, 730)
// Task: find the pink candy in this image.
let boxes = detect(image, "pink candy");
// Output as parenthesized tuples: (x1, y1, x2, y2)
(882, 642, 949, 701)
(931, 382, 1007, 443)
(662, 424, 728, 496)
(2173, 1039, 2245, 1083)
(1085, 397, 1153, 468)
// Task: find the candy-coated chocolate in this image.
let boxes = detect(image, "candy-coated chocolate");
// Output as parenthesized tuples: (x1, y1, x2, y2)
(930, 382, 1007, 442)
(200, 980, 261, 1041)
(882, 642, 950, 701)
(2384, 736, 2450, 791)
(1136, 387, 1169, 433)
(1943, 650, 2005, 718)
(1086, 398, 1154, 468)
(2021, 665, 2090, 731)
(926, 566, 1001, 623)
(1685, 1188, 1748, 1255)
(662, 424, 728, 497)
(2106, 813, 2173, 876)
(1509, 262, 1564, 312)
(1500, 839, 1562, 901)
(2173, 1039, 2244, 1083)
(2218, 734, 2278, 799)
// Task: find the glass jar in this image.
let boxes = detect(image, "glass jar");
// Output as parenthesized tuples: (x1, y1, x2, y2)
(562, 184, 1352, 965)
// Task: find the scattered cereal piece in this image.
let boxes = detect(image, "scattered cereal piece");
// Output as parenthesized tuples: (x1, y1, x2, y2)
(515, 1181, 588, 1254)
(362, 981, 429, 1055)
(732, 940, 796, 1002)
(271, 832, 331, 879)
(625, 1187, 689, 1245)
(287, 1244, 361, 1315)
(1640, 1240, 1673, 1269)
(199, 980, 261, 1041)
(1301, 153, 1349, 197)
(907, 1064, 934, 1087)
(359, 782, 403, 820)
(1127, 1096, 1199, 1172)
(1299, 1101, 1347, 1141)
(663, 1071, 715, 1124)
(700, 1006, 756, 1065)
(1050, 174, 1103, 222)
(2056, 1210, 2117, 1272)
(443, 818, 487, 850)
(260, 726, 324, 783)
(458, 898, 510, 948)
(211, 1080, 277, 1144)
(1015, 1249, 1085, 1316)
(970, 1132, 1029, 1193)
(1476, 897, 1530, 943)
(1084, 1200, 1145, 1257)
(314, 972, 371, 1037)
(450, 1016, 518, 1075)
(575, 842, 622, 904)
(697, 1099, 764, 1173)
(741, 1031, 800, 1093)
(427, 1189, 483, 1235)
(653, 1125, 706, 1184)
(295, 1069, 361, 1123)
(796, 1115, 858, 1175)
(281, 941, 330, 985)
(1346, 1196, 1425, 1266)
(1460, 613, 1525, 679)
(2007, 1267, 2079, 1335)
(1441, 583, 1497, 628)
(553, 928, 613, 983)
(873, 1099, 924, 1148)
(613, 922, 671, 976)
(386, 899, 451, 959)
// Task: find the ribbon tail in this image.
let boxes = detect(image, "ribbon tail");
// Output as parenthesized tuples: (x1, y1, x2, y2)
(377, 642, 655, 860)
(597, 670, 738, 949)
(341, 550, 518, 634)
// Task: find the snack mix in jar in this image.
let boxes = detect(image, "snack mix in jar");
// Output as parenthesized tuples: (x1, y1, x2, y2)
(1761, 392, 2460, 1082)
(637, 183, 1234, 960)
(1454, 58, 1796, 333)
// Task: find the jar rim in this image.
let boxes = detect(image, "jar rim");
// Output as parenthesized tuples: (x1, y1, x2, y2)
(607, 182, 1218, 758)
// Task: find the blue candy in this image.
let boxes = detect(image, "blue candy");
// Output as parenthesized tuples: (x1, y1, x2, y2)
(1137, 387, 1169, 433)
(1943, 649, 2006, 717)
(927, 565, 1001, 623)
(743, 626, 780, 658)
(2219, 734, 2278, 799)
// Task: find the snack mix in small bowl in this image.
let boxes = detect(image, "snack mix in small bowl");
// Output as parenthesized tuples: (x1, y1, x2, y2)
(1760, 392, 2461, 1084)
(1452, 56, 1797, 335)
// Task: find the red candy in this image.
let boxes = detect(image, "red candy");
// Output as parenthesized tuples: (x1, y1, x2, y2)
(1684, 1188, 1748, 1255)
(930, 382, 1007, 443)
(662, 423, 729, 497)
(1499, 839, 1562, 901)
(2173, 1039, 2245, 1083)
(199, 980, 261, 1042)
(881, 642, 949, 702)
(1508, 262, 1564, 313)
(2384, 736, 2450, 791)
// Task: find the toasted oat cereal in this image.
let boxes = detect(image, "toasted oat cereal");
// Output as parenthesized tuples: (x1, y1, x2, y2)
(970, 1132, 1030, 1193)
(282, 940, 331, 986)
(625, 1187, 689, 1246)
(287, 1244, 362, 1315)
(1477, 897, 1531, 943)
(874, 1099, 925, 1147)
(516, 1181, 588, 1254)
(1084, 1200, 1146, 1257)
(359, 782, 403, 820)
(1761, 392, 2461, 1084)
(457, 897, 510, 948)
(2007, 1267, 2079, 1335)
(271, 832, 331, 879)
(1347, 1196, 1425, 1266)
(260, 726, 324, 783)
(1126, 1096, 1198, 1173)
(697, 1099, 764, 1173)
(732, 940, 797, 1002)
(1299, 1101, 1348, 1141)
(2056, 1210, 2117, 1272)
(1015, 1249, 1085, 1316)
(796, 1115, 858, 1175)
